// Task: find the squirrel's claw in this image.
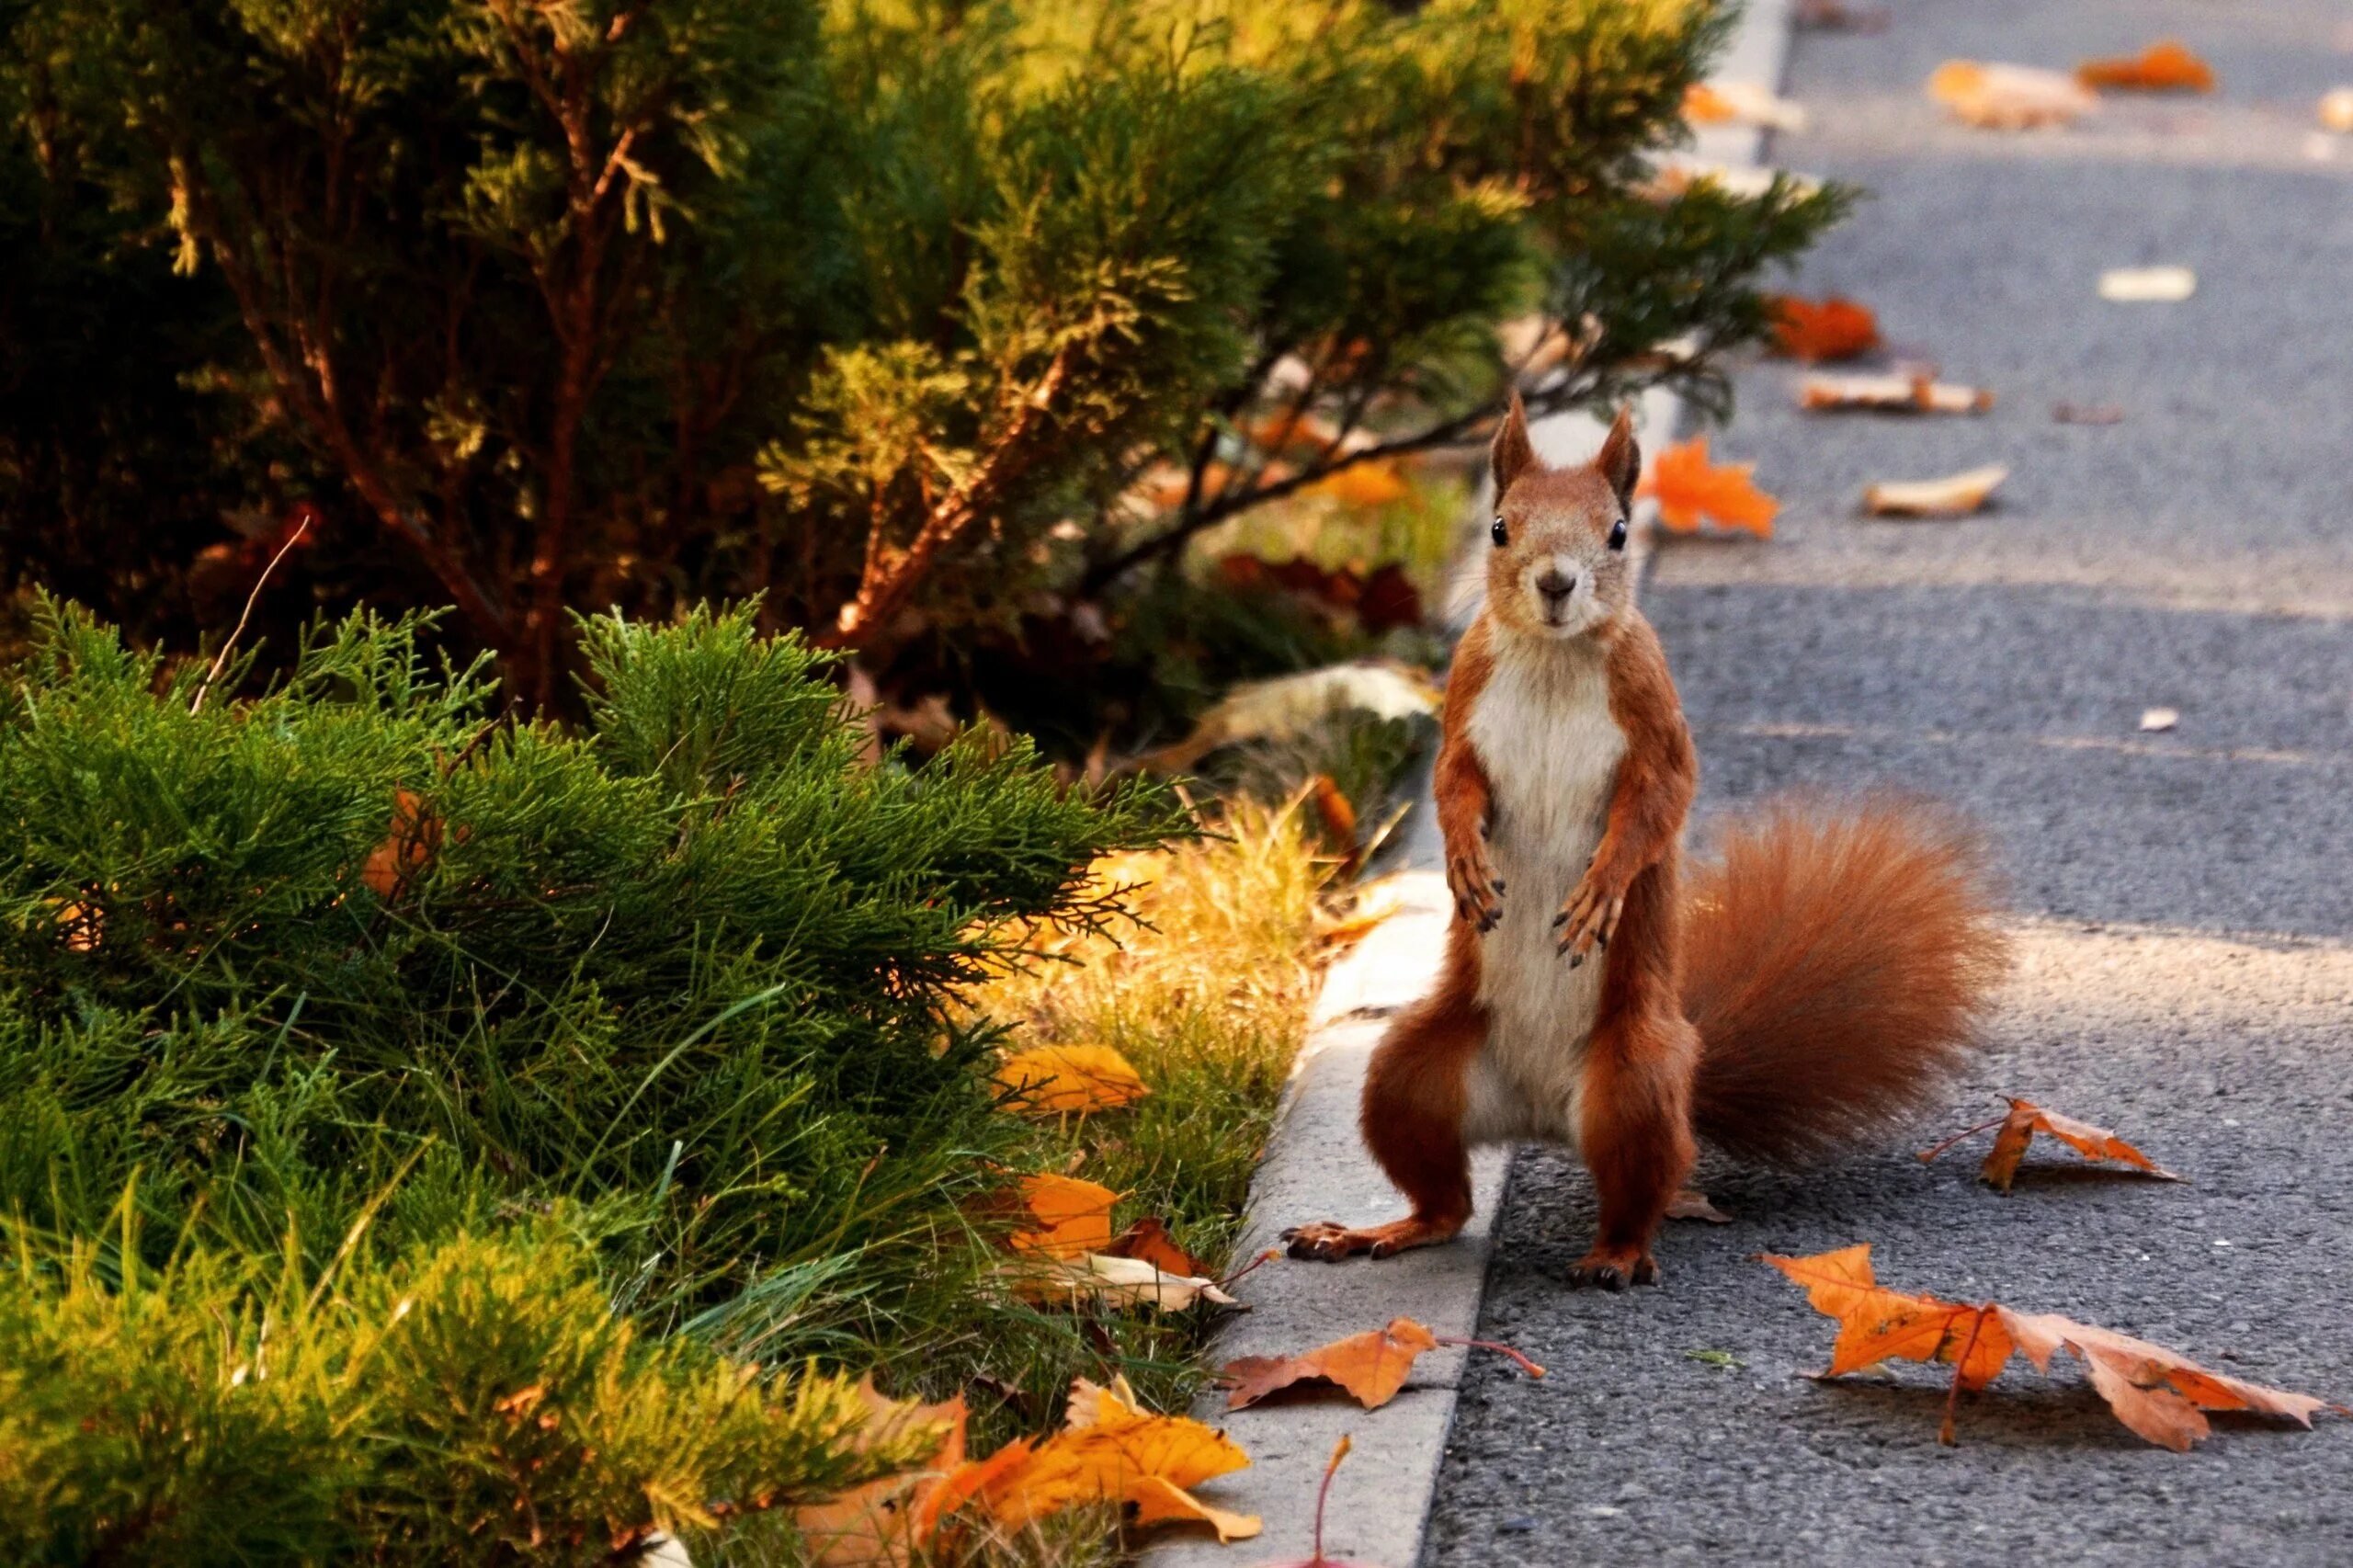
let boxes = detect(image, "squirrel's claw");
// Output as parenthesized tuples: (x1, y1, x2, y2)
(1553, 881, 1625, 961)
(1447, 850, 1505, 930)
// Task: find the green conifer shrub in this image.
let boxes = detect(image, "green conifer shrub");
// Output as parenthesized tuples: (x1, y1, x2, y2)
(0, 598, 1179, 1555)
(1, 0, 1841, 710)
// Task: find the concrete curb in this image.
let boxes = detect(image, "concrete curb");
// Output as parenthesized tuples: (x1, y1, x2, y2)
(1144, 6, 1797, 1564)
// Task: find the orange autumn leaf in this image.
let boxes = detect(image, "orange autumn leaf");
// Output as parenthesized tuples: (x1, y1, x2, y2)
(1637, 437, 1779, 538)
(1768, 294, 1881, 361)
(993, 1044, 1149, 1116)
(792, 1379, 967, 1568)
(1009, 1174, 1122, 1259)
(1763, 1245, 2012, 1394)
(1222, 1318, 1441, 1411)
(1764, 1244, 2331, 1449)
(979, 1375, 1259, 1541)
(1103, 1215, 1213, 1280)
(361, 789, 440, 899)
(2001, 1312, 2325, 1452)
(1303, 460, 1410, 508)
(2076, 40, 2214, 94)
(1918, 1096, 2182, 1190)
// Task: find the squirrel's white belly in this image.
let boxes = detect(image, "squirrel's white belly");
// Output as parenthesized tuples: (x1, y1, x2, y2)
(1461, 639, 1625, 1150)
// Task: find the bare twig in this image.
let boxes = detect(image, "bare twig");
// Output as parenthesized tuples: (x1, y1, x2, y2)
(190, 514, 313, 714)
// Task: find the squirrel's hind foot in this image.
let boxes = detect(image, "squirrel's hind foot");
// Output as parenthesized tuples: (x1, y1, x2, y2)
(1566, 1245, 1659, 1290)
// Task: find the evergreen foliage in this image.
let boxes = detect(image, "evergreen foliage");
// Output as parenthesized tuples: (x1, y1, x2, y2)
(0, 599, 1179, 1557)
(2, 0, 1842, 706)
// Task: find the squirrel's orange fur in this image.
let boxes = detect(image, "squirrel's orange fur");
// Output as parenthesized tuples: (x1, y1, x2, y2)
(1285, 396, 2009, 1287)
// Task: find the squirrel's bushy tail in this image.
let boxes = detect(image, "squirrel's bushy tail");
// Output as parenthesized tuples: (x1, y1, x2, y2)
(1681, 796, 2010, 1167)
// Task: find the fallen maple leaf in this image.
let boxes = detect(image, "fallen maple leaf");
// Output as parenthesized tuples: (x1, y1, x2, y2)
(1918, 1097, 2182, 1191)
(1255, 1434, 1382, 1568)
(1222, 1319, 1543, 1411)
(1104, 1215, 1214, 1280)
(1007, 1251, 1238, 1312)
(1928, 61, 2097, 130)
(1009, 1175, 1122, 1259)
(1767, 295, 1881, 361)
(1862, 464, 2007, 517)
(1224, 1319, 1438, 1411)
(1799, 371, 1992, 415)
(982, 1375, 1260, 1541)
(2001, 1312, 2325, 1452)
(1764, 1244, 2330, 1449)
(2076, 40, 2214, 94)
(993, 1044, 1149, 1116)
(792, 1378, 967, 1567)
(1637, 437, 1779, 538)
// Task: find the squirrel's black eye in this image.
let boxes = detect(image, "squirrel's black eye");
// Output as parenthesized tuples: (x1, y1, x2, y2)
(1490, 516, 1509, 547)
(1608, 516, 1629, 552)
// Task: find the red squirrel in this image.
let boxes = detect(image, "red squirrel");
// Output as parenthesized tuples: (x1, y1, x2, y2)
(1284, 394, 2009, 1288)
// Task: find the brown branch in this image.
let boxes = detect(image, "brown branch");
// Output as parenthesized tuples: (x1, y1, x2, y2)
(826, 342, 1079, 650)
(1079, 365, 1611, 595)
(168, 155, 514, 653)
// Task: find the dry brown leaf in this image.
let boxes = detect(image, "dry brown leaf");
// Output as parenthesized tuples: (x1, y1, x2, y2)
(1799, 371, 1993, 415)
(981, 1375, 1259, 1541)
(1767, 295, 1881, 361)
(1103, 1215, 1214, 1280)
(1009, 1175, 1122, 1259)
(1793, 0, 1889, 31)
(1862, 464, 2007, 517)
(1007, 1251, 1238, 1312)
(1764, 1244, 2331, 1449)
(1637, 437, 1779, 538)
(992, 1044, 1149, 1116)
(2002, 1313, 2326, 1452)
(1919, 1097, 2181, 1190)
(1665, 1189, 1732, 1223)
(1222, 1318, 1441, 1411)
(2076, 40, 2214, 94)
(1928, 61, 2097, 130)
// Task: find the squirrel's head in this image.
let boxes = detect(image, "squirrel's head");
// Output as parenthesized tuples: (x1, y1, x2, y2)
(1482, 392, 1640, 642)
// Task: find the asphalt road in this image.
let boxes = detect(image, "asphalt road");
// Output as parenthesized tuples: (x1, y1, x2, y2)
(1425, 4, 2353, 1562)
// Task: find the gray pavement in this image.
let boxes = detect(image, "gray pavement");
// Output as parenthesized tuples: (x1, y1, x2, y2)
(1426, 3, 2353, 1562)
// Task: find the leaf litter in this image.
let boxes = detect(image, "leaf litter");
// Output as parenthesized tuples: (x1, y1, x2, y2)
(1764, 1244, 2331, 1450)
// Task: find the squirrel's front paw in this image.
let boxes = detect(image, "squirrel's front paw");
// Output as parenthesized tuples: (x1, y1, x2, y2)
(1552, 871, 1626, 964)
(1446, 848, 1505, 932)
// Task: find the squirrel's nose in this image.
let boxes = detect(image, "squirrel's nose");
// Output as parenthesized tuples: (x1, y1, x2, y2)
(1535, 567, 1577, 604)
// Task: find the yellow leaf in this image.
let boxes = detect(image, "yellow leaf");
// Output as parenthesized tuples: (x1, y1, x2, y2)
(992, 1044, 1149, 1115)
(1009, 1174, 1122, 1259)
(982, 1376, 1258, 1540)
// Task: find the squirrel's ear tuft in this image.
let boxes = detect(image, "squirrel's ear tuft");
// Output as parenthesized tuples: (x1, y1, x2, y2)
(1490, 389, 1539, 497)
(1594, 404, 1640, 509)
